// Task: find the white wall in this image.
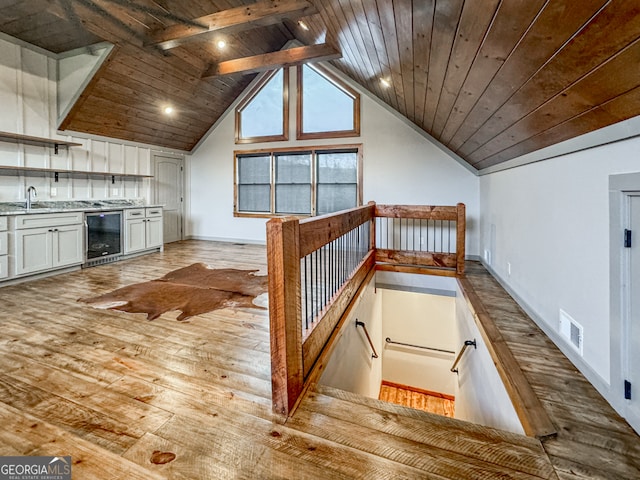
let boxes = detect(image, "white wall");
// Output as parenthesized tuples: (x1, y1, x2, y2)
(0, 36, 179, 204)
(320, 278, 383, 398)
(480, 136, 640, 413)
(57, 44, 110, 122)
(454, 283, 525, 434)
(381, 288, 456, 396)
(187, 67, 480, 250)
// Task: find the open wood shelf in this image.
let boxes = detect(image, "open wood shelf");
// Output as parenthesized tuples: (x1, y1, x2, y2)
(0, 165, 152, 180)
(0, 132, 152, 180)
(0, 131, 82, 154)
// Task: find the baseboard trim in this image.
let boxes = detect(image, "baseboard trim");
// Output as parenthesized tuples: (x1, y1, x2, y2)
(186, 235, 266, 246)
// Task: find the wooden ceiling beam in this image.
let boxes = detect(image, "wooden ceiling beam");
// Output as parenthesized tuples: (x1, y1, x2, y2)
(202, 43, 341, 78)
(146, 0, 316, 50)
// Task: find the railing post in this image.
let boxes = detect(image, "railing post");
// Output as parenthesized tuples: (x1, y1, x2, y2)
(267, 217, 303, 416)
(456, 202, 466, 275)
(368, 201, 376, 252)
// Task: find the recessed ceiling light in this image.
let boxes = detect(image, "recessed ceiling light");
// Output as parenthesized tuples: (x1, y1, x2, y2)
(216, 40, 226, 49)
(298, 20, 310, 31)
(163, 106, 174, 115)
(380, 78, 391, 88)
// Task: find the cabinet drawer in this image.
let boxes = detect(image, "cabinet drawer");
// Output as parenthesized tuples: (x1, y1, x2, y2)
(14, 212, 83, 229)
(0, 231, 7, 255)
(0, 216, 7, 231)
(145, 207, 163, 217)
(125, 208, 145, 219)
(0, 255, 7, 280)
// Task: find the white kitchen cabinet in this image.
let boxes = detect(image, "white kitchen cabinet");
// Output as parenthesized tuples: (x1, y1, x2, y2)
(0, 216, 8, 279)
(13, 212, 83, 276)
(124, 207, 163, 254)
(145, 207, 163, 249)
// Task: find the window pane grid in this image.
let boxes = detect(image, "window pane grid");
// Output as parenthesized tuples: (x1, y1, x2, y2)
(236, 147, 360, 216)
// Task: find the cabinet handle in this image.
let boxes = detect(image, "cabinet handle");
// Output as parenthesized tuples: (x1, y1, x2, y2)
(130, 212, 142, 216)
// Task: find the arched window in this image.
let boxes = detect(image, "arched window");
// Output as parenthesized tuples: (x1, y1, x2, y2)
(235, 69, 288, 144)
(297, 64, 360, 140)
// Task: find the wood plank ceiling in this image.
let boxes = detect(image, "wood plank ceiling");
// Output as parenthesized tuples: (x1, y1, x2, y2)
(1, 0, 639, 171)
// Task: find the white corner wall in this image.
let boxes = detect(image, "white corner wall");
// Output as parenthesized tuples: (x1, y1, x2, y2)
(0, 36, 180, 203)
(479, 135, 640, 413)
(320, 278, 383, 398)
(187, 67, 480, 250)
(57, 44, 111, 123)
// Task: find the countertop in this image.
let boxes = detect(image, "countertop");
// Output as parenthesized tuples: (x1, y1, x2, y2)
(0, 199, 163, 216)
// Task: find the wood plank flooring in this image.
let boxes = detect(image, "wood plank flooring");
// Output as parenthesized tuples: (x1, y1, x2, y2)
(0, 241, 637, 479)
(462, 261, 640, 480)
(378, 381, 455, 417)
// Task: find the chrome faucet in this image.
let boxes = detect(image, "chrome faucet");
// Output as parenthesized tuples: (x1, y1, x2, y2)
(26, 186, 37, 209)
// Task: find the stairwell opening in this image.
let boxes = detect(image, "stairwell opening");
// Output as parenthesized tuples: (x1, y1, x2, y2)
(318, 270, 526, 435)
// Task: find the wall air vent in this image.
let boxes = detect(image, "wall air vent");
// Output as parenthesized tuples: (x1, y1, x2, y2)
(559, 309, 583, 356)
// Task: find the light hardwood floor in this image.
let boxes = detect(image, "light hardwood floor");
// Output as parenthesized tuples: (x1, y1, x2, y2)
(0, 240, 637, 479)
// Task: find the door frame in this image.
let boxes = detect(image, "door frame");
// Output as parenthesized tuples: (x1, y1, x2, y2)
(151, 151, 185, 243)
(609, 172, 640, 434)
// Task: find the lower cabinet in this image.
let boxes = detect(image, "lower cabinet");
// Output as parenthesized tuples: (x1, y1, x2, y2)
(124, 208, 163, 254)
(14, 212, 83, 276)
(0, 216, 7, 280)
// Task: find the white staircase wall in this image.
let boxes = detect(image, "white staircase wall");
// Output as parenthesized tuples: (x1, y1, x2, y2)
(320, 278, 383, 399)
(454, 282, 525, 434)
(381, 288, 456, 396)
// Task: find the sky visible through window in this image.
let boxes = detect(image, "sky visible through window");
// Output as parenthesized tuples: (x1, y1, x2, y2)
(302, 65, 354, 133)
(240, 69, 284, 138)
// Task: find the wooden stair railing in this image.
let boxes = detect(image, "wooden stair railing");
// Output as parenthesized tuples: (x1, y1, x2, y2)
(267, 202, 466, 416)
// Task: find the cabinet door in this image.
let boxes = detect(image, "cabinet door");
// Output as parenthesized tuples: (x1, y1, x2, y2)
(0, 255, 8, 280)
(53, 224, 83, 268)
(15, 227, 52, 275)
(124, 219, 146, 254)
(145, 217, 163, 249)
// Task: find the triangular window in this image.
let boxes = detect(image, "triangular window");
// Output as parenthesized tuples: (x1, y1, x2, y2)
(235, 68, 288, 144)
(297, 64, 360, 140)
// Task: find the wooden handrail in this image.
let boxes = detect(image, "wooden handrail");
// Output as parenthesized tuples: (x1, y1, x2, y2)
(355, 320, 379, 358)
(299, 204, 375, 257)
(267, 202, 466, 416)
(374, 202, 465, 276)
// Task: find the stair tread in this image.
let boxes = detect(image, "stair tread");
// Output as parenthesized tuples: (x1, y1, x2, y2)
(289, 399, 555, 480)
(306, 384, 557, 479)
(316, 384, 540, 449)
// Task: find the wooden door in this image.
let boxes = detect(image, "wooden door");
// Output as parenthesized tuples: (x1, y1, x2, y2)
(153, 154, 183, 244)
(626, 195, 640, 433)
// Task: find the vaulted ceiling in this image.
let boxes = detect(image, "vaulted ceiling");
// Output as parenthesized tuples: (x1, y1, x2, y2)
(1, 0, 639, 172)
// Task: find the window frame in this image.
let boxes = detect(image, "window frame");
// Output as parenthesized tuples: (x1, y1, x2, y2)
(234, 144, 363, 218)
(296, 64, 361, 141)
(235, 68, 289, 144)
